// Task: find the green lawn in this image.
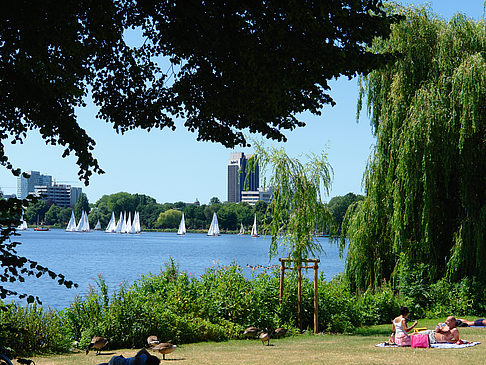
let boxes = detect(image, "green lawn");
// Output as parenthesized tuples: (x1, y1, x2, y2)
(27, 319, 485, 365)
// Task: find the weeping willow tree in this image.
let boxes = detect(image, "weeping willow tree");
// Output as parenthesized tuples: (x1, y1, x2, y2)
(253, 143, 335, 264)
(343, 5, 486, 291)
(254, 143, 334, 329)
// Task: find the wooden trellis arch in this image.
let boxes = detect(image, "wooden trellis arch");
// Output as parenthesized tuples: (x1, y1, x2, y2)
(279, 258, 320, 333)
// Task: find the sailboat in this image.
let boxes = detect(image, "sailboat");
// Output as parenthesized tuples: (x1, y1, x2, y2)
(66, 211, 77, 232)
(121, 212, 128, 233)
(122, 212, 135, 233)
(17, 212, 28, 231)
(94, 220, 102, 230)
(251, 214, 259, 237)
(105, 212, 117, 233)
(129, 211, 141, 234)
(177, 213, 186, 235)
(239, 223, 245, 236)
(207, 212, 220, 236)
(134, 211, 141, 233)
(76, 210, 90, 232)
(115, 212, 124, 233)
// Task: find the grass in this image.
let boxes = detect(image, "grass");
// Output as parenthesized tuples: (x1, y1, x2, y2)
(26, 320, 486, 365)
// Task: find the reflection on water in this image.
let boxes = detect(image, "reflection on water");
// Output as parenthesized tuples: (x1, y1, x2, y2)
(4, 230, 347, 309)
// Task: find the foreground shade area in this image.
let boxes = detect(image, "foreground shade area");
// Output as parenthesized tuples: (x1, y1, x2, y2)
(29, 321, 486, 365)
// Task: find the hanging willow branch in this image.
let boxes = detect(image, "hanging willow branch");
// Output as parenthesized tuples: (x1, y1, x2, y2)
(253, 142, 334, 267)
(345, 5, 486, 291)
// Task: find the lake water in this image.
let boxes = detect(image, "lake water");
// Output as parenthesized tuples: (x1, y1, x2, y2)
(5, 229, 346, 310)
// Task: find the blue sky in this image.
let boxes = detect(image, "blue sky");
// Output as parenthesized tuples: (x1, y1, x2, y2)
(0, 1, 482, 205)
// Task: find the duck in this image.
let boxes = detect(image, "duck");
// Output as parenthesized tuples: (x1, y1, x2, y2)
(147, 335, 160, 346)
(242, 327, 261, 338)
(259, 329, 271, 346)
(273, 327, 288, 338)
(86, 336, 109, 355)
(151, 342, 177, 360)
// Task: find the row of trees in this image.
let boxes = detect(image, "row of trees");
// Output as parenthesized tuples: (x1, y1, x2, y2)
(22, 191, 360, 233)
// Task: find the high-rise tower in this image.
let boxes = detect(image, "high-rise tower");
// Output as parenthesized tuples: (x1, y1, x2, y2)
(227, 153, 259, 203)
(17, 171, 52, 199)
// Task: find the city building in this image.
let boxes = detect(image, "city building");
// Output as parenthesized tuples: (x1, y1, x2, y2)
(227, 152, 259, 203)
(17, 170, 82, 207)
(17, 171, 52, 199)
(241, 187, 274, 206)
(34, 184, 71, 207)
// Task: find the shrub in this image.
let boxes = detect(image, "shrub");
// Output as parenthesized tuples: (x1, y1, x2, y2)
(0, 302, 71, 357)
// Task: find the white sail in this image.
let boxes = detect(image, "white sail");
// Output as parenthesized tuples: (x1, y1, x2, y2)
(207, 212, 220, 236)
(105, 212, 116, 233)
(239, 223, 244, 235)
(121, 212, 128, 233)
(94, 220, 101, 230)
(75, 211, 83, 231)
(125, 212, 132, 233)
(177, 213, 186, 235)
(251, 214, 259, 237)
(17, 212, 28, 230)
(66, 211, 77, 232)
(129, 211, 139, 234)
(77, 210, 90, 232)
(115, 212, 124, 233)
(135, 212, 141, 232)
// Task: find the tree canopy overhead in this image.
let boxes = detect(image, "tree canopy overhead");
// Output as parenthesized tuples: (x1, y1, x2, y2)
(0, 0, 400, 184)
(0, 0, 400, 304)
(343, 6, 486, 291)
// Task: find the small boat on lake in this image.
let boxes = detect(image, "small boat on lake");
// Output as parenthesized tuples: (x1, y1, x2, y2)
(239, 223, 245, 236)
(207, 212, 220, 236)
(94, 220, 102, 230)
(105, 212, 116, 233)
(177, 213, 186, 235)
(76, 210, 90, 232)
(17, 212, 28, 230)
(34, 226, 50, 231)
(66, 211, 77, 232)
(129, 211, 141, 234)
(251, 214, 259, 238)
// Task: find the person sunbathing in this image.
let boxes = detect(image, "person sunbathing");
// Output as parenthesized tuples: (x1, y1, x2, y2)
(435, 316, 459, 343)
(455, 318, 486, 327)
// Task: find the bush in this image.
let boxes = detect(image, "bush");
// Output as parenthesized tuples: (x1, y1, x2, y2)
(8, 259, 486, 356)
(0, 302, 71, 357)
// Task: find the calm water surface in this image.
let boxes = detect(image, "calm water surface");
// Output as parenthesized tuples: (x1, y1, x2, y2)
(5, 229, 346, 310)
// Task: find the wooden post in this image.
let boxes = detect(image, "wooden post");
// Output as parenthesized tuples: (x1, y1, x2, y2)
(279, 259, 285, 304)
(297, 264, 302, 331)
(314, 262, 319, 334)
(278, 258, 319, 333)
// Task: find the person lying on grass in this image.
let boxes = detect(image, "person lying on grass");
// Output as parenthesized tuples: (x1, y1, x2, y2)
(435, 316, 460, 343)
(97, 348, 160, 365)
(392, 306, 418, 346)
(455, 318, 486, 327)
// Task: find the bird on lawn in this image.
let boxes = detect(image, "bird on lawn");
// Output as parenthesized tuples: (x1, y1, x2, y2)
(147, 335, 160, 346)
(242, 327, 261, 338)
(259, 329, 271, 346)
(273, 327, 288, 338)
(86, 336, 109, 355)
(151, 342, 177, 360)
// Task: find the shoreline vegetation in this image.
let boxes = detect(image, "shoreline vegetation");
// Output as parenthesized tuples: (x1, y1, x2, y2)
(2, 260, 486, 360)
